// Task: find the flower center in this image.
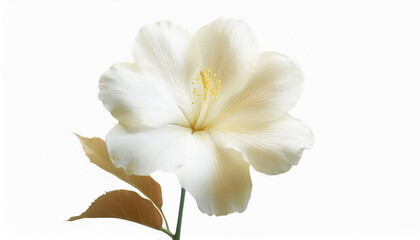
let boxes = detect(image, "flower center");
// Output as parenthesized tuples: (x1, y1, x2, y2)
(192, 68, 221, 104)
(191, 68, 221, 131)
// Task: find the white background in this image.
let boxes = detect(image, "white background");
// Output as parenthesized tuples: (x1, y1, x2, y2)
(1, 0, 419, 239)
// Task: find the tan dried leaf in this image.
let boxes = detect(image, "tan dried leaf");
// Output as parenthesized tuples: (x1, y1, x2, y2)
(75, 134, 163, 208)
(69, 190, 162, 229)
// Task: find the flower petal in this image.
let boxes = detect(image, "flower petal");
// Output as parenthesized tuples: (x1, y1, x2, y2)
(176, 131, 252, 216)
(105, 124, 194, 175)
(211, 114, 313, 175)
(206, 52, 304, 130)
(99, 63, 189, 130)
(193, 18, 258, 100)
(132, 21, 199, 124)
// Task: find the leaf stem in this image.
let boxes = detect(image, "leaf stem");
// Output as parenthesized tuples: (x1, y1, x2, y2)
(159, 208, 171, 232)
(161, 227, 174, 238)
(173, 188, 186, 240)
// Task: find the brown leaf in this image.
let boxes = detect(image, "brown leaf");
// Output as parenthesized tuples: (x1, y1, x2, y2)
(75, 134, 163, 208)
(69, 190, 162, 229)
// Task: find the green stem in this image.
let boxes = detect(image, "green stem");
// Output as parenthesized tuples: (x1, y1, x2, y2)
(173, 188, 186, 240)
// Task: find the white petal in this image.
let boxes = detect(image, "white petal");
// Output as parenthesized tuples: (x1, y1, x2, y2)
(207, 52, 304, 130)
(211, 114, 313, 175)
(106, 124, 194, 175)
(133, 21, 199, 124)
(176, 131, 252, 216)
(193, 18, 258, 100)
(98, 63, 189, 130)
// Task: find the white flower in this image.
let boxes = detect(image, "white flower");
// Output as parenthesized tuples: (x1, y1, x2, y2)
(99, 19, 313, 216)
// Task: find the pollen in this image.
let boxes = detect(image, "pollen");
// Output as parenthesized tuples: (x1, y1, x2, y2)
(192, 68, 221, 104)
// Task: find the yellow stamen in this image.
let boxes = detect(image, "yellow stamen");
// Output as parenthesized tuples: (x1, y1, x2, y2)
(192, 68, 221, 104)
